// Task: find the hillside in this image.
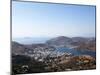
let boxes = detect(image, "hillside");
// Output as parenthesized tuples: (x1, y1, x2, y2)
(46, 36, 96, 51)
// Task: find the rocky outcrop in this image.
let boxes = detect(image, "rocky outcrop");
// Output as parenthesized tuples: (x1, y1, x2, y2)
(45, 55, 96, 71)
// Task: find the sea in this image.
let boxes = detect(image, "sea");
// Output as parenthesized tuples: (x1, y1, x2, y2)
(56, 47, 96, 57)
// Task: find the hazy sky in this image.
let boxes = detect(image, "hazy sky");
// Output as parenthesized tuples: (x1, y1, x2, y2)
(12, 1, 96, 38)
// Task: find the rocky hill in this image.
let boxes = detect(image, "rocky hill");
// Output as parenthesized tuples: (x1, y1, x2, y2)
(46, 36, 96, 51)
(12, 41, 29, 55)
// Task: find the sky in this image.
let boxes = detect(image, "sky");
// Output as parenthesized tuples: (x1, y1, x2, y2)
(12, 1, 96, 38)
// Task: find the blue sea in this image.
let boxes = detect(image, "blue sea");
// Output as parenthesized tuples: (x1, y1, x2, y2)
(12, 37, 50, 44)
(56, 47, 96, 57)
